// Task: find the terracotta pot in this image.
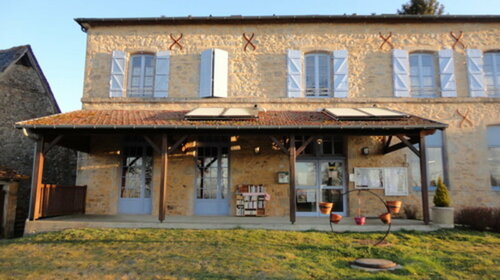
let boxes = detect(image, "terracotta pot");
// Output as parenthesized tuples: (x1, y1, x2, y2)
(379, 212, 392, 224)
(319, 202, 334, 214)
(354, 216, 366, 225)
(386, 201, 402, 214)
(330, 213, 343, 224)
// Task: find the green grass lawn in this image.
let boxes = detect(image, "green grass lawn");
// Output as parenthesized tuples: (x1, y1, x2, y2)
(0, 228, 499, 279)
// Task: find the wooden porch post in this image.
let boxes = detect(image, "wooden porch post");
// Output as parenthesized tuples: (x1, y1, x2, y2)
(159, 134, 168, 222)
(29, 136, 45, 220)
(418, 131, 430, 225)
(289, 135, 296, 224)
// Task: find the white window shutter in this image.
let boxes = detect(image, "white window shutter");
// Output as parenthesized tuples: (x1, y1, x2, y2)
(153, 51, 170, 98)
(438, 49, 457, 97)
(109, 50, 126, 97)
(392, 49, 410, 97)
(466, 49, 487, 97)
(333, 50, 349, 98)
(212, 49, 228, 98)
(199, 49, 214, 98)
(287, 50, 303, 97)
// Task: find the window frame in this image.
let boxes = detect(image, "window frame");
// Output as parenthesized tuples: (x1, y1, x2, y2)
(127, 53, 156, 98)
(304, 52, 332, 98)
(409, 52, 439, 98)
(483, 51, 500, 97)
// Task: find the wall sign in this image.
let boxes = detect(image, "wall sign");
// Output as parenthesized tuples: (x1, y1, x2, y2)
(277, 171, 289, 184)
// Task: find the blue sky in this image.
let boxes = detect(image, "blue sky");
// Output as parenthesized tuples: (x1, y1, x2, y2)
(1, 0, 499, 112)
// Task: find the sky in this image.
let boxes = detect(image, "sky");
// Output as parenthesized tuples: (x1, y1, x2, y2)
(1, 0, 499, 112)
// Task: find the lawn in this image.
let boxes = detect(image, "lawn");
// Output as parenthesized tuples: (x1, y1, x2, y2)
(0, 228, 499, 279)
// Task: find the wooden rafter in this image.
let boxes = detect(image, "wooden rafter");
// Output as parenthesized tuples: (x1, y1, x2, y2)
(143, 136, 160, 154)
(167, 135, 188, 154)
(269, 136, 288, 154)
(396, 134, 420, 156)
(43, 135, 63, 155)
(383, 134, 419, 156)
(296, 136, 315, 156)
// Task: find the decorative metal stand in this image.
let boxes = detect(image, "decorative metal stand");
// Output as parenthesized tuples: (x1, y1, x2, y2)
(329, 189, 392, 246)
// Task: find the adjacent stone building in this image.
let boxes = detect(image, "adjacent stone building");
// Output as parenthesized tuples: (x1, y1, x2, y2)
(17, 15, 500, 226)
(0, 45, 75, 235)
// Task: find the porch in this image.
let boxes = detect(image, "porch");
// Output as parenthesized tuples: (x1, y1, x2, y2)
(25, 214, 441, 234)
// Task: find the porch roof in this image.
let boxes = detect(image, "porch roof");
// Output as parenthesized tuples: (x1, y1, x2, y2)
(16, 109, 447, 130)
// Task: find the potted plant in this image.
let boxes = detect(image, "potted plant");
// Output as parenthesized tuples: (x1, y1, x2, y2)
(379, 212, 392, 224)
(330, 213, 342, 224)
(319, 202, 333, 214)
(431, 177, 454, 228)
(386, 200, 402, 214)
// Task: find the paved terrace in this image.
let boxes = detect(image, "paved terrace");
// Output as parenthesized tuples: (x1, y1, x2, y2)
(24, 215, 446, 234)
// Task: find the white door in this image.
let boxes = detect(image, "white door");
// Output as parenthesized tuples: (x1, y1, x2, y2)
(296, 160, 347, 216)
(118, 145, 153, 214)
(194, 146, 229, 216)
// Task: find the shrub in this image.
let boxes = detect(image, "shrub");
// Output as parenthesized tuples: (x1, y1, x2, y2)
(433, 177, 451, 207)
(403, 204, 418, 219)
(455, 207, 500, 232)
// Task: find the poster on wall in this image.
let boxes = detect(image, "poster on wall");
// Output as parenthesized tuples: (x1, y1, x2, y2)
(354, 167, 409, 196)
(354, 168, 384, 189)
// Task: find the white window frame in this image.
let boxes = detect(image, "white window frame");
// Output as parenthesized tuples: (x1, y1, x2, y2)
(128, 54, 156, 97)
(305, 53, 331, 97)
(410, 52, 438, 97)
(484, 52, 500, 97)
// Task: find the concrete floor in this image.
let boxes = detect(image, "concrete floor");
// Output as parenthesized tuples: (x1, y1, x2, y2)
(25, 214, 444, 234)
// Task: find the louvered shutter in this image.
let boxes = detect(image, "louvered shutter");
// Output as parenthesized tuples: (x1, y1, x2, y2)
(109, 50, 126, 97)
(466, 49, 487, 97)
(438, 49, 457, 97)
(199, 49, 214, 98)
(333, 50, 349, 98)
(392, 49, 410, 97)
(287, 50, 303, 97)
(212, 49, 228, 98)
(153, 51, 170, 98)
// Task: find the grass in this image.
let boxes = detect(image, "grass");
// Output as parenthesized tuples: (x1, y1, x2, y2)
(0, 228, 499, 279)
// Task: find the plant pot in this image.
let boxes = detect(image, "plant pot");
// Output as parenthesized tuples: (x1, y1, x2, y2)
(431, 206, 454, 228)
(330, 213, 343, 224)
(319, 202, 334, 214)
(354, 216, 366, 225)
(386, 201, 402, 214)
(379, 212, 392, 224)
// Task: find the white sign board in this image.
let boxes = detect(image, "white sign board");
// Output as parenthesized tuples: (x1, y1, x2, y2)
(354, 167, 408, 196)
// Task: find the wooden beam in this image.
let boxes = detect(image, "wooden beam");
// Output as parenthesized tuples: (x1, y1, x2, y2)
(159, 134, 168, 222)
(384, 136, 393, 151)
(419, 131, 430, 225)
(288, 135, 297, 224)
(383, 135, 419, 155)
(29, 137, 45, 220)
(296, 136, 315, 156)
(269, 136, 288, 155)
(167, 135, 188, 154)
(43, 135, 63, 155)
(143, 136, 161, 154)
(396, 134, 420, 156)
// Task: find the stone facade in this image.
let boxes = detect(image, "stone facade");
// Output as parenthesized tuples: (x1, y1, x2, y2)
(74, 18, 499, 218)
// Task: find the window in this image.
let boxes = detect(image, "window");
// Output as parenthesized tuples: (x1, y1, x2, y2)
(484, 52, 500, 97)
(487, 126, 500, 188)
(409, 130, 445, 190)
(128, 54, 155, 97)
(305, 53, 331, 97)
(410, 53, 438, 97)
(294, 136, 344, 157)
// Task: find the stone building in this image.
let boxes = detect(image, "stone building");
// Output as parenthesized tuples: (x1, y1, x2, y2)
(17, 15, 500, 227)
(0, 45, 76, 235)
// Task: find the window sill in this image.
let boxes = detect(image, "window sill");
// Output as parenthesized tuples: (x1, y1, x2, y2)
(412, 186, 437, 192)
(492, 186, 500, 191)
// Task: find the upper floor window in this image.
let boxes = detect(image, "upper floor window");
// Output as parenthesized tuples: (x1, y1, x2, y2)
(487, 126, 500, 188)
(305, 53, 331, 97)
(128, 54, 155, 97)
(410, 53, 438, 97)
(484, 52, 500, 97)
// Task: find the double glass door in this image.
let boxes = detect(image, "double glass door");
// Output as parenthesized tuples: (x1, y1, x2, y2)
(296, 160, 346, 216)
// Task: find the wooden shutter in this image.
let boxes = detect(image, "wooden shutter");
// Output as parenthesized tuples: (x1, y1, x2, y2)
(287, 50, 303, 97)
(392, 49, 410, 97)
(199, 49, 214, 98)
(438, 49, 457, 97)
(333, 50, 349, 98)
(212, 49, 228, 98)
(466, 49, 487, 97)
(153, 51, 170, 98)
(109, 50, 126, 97)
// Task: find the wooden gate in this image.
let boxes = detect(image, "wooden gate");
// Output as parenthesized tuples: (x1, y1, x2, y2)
(38, 184, 87, 218)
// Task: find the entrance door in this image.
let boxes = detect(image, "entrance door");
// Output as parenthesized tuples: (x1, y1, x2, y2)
(118, 145, 153, 214)
(296, 160, 346, 216)
(194, 146, 229, 216)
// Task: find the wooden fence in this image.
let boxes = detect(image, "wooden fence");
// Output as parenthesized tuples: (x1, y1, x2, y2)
(39, 184, 87, 218)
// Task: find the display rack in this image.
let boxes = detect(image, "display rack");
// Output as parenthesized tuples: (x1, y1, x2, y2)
(235, 184, 269, 217)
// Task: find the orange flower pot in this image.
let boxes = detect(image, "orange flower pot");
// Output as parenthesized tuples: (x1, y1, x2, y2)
(330, 213, 343, 224)
(386, 201, 402, 214)
(319, 202, 334, 214)
(379, 212, 392, 224)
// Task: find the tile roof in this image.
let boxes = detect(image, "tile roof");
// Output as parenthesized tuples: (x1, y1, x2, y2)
(16, 109, 447, 130)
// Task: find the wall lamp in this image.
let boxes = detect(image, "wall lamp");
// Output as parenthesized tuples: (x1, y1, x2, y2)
(361, 147, 369, 155)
